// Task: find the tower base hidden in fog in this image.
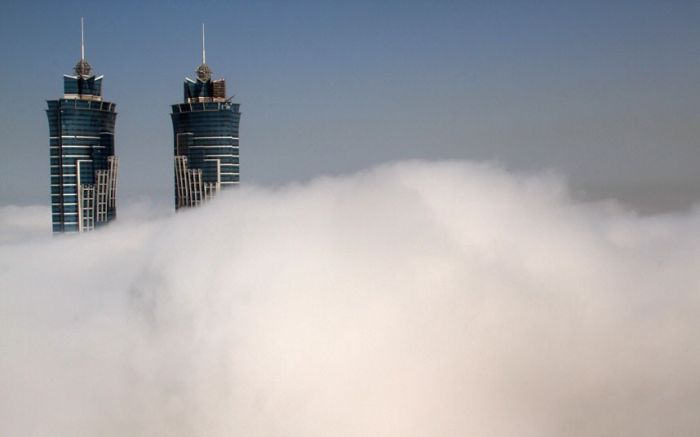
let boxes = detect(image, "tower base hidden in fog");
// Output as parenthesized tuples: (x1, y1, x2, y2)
(46, 18, 118, 233)
(171, 25, 241, 210)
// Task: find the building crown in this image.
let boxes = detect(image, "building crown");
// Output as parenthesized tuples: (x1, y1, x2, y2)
(183, 24, 227, 102)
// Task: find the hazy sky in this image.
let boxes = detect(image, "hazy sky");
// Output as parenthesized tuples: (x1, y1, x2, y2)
(0, 0, 698, 210)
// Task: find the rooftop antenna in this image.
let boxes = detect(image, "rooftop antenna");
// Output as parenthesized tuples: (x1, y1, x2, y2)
(81, 17, 85, 61)
(195, 23, 212, 81)
(74, 17, 92, 76)
(201, 23, 206, 64)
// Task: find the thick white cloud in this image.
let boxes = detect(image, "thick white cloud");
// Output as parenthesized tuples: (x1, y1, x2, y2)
(1, 161, 699, 437)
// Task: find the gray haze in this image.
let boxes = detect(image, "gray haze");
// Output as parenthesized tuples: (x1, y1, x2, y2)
(1, 161, 699, 436)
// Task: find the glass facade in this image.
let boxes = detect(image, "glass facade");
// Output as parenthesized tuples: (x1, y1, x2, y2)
(46, 64, 118, 233)
(171, 64, 241, 209)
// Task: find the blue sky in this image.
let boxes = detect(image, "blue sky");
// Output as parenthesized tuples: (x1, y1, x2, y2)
(0, 0, 698, 209)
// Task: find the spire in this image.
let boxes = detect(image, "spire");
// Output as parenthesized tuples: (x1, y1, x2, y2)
(196, 23, 212, 82)
(74, 17, 92, 77)
(202, 23, 206, 65)
(81, 16, 85, 61)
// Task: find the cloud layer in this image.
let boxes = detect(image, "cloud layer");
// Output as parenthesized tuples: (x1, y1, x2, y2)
(1, 161, 699, 437)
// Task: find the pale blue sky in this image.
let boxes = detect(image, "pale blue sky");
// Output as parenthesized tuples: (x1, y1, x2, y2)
(0, 0, 698, 210)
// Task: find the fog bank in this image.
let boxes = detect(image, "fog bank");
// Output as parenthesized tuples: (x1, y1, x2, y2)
(1, 161, 699, 437)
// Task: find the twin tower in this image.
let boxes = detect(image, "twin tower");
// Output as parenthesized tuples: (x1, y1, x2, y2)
(46, 21, 241, 233)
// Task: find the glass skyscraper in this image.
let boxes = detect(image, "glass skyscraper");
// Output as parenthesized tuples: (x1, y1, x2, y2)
(171, 26, 241, 209)
(46, 21, 118, 233)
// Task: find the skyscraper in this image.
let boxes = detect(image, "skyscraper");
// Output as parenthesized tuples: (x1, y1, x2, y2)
(171, 25, 241, 209)
(46, 19, 118, 233)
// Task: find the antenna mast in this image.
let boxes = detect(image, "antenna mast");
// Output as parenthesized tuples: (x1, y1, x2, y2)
(202, 23, 206, 64)
(81, 17, 85, 60)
